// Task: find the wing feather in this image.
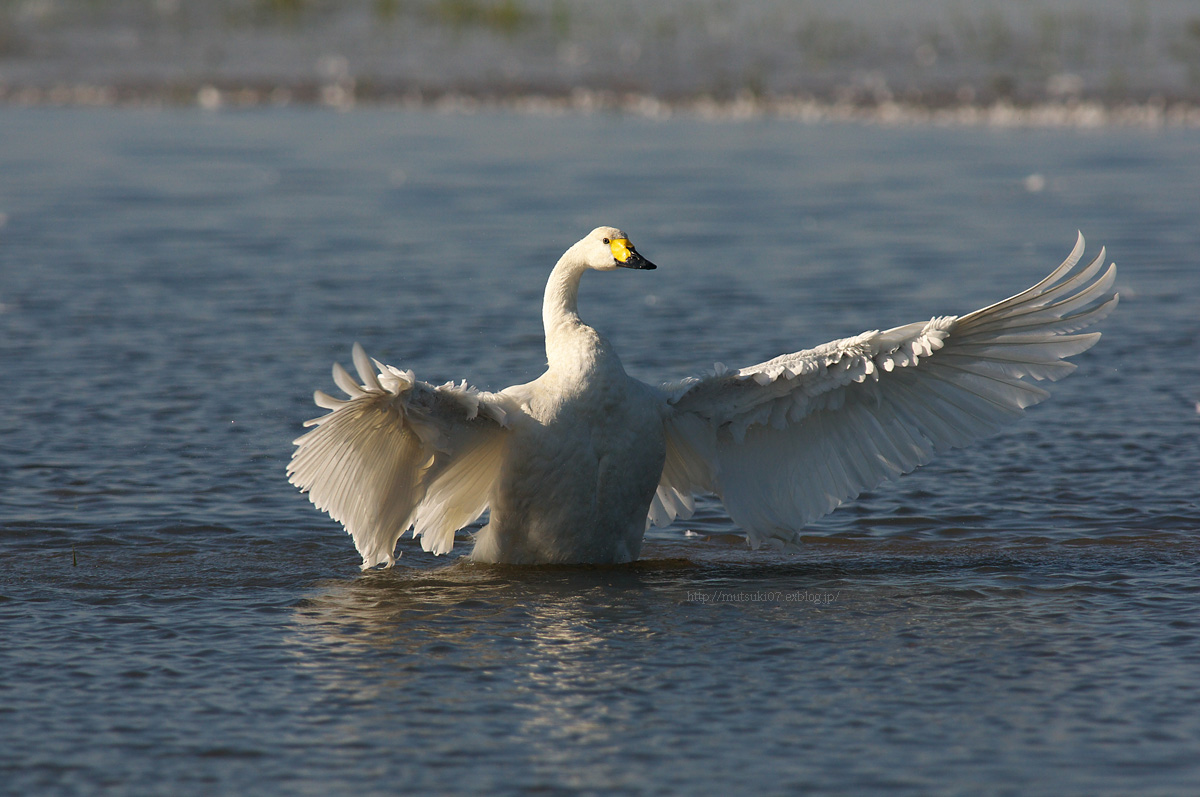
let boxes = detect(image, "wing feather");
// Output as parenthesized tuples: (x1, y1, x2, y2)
(656, 236, 1117, 547)
(288, 343, 512, 569)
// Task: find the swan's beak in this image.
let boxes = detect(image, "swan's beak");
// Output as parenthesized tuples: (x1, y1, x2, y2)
(611, 238, 657, 270)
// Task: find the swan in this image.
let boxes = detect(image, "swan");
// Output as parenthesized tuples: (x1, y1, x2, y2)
(288, 227, 1117, 569)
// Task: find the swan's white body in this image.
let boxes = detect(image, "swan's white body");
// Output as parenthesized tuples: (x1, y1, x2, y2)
(288, 227, 1117, 569)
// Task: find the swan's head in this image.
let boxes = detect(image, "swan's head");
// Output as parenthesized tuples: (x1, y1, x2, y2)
(579, 226, 657, 272)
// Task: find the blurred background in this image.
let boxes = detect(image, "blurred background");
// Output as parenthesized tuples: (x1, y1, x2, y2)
(2, 0, 1200, 115)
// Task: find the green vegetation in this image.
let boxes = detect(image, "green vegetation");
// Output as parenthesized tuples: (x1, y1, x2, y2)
(428, 0, 528, 34)
(795, 13, 866, 66)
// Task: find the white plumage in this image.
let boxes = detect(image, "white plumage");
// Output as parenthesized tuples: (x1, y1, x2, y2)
(288, 227, 1117, 568)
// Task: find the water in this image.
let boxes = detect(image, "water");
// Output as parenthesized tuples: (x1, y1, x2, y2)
(1, 107, 1199, 795)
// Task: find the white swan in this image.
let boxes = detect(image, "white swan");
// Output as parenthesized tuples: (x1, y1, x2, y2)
(288, 227, 1117, 569)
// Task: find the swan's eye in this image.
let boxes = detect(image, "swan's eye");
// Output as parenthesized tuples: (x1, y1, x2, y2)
(603, 238, 610, 244)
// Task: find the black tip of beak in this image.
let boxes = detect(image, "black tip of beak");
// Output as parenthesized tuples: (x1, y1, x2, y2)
(621, 252, 657, 270)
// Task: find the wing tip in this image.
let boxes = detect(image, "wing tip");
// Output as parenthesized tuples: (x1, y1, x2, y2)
(352, 342, 383, 391)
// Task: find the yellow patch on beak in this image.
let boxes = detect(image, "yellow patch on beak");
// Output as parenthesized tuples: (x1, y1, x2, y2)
(609, 238, 634, 263)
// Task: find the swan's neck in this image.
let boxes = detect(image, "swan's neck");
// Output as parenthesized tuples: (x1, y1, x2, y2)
(542, 250, 612, 374)
(543, 251, 587, 333)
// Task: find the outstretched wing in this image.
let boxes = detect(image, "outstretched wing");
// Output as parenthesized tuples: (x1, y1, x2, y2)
(653, 234, 1118, 548)
(288, 343, 514, 569)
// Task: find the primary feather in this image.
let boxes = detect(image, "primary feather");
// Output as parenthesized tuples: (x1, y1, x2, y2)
(289, 229, 1116, 567)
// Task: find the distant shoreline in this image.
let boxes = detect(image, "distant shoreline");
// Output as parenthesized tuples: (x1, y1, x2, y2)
(3, 82, 1198, 128)
(5, 0, 1198, 128)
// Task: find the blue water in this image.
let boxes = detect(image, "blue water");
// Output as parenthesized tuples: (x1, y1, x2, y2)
(2, 107, 1199, 795)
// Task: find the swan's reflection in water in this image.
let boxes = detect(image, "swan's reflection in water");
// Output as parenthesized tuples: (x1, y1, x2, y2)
(287, 554, 706, 782)
(283, 533, 1182, 789)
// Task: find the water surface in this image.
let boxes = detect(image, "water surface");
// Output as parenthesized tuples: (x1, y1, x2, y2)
(1, 108, 1198, 795)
